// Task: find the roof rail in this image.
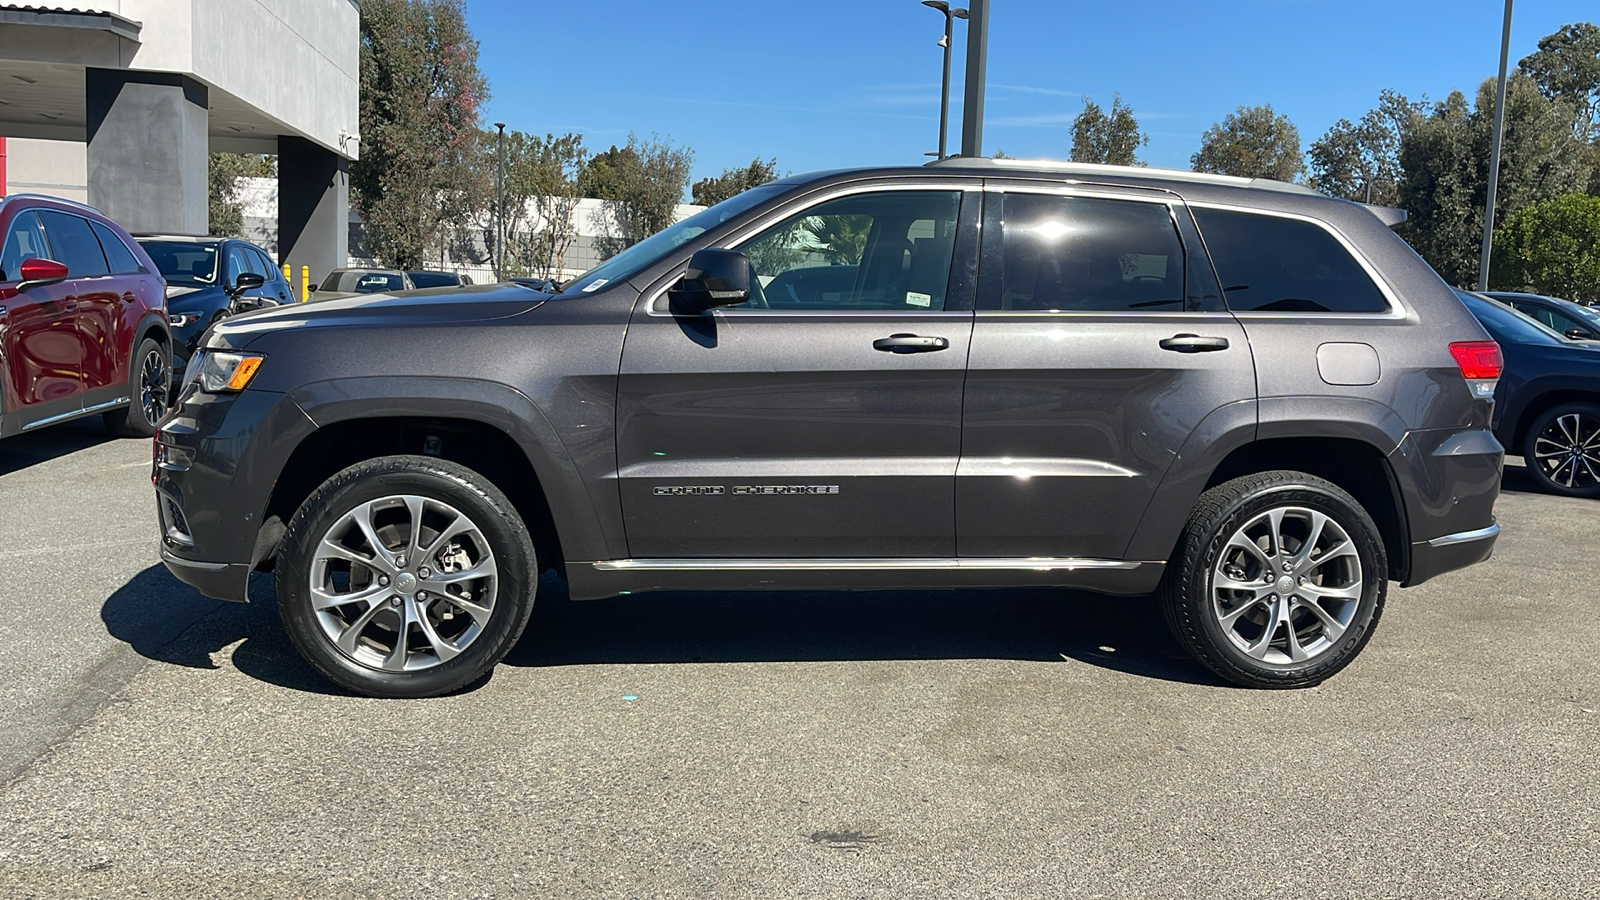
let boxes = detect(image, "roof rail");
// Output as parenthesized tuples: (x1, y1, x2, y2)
(0, 193, 108, 216)
(924, 156, 1321, 196)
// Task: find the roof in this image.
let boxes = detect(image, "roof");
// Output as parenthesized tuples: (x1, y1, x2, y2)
(0, 4, 142, 41)
(924, 156, 1322, 196)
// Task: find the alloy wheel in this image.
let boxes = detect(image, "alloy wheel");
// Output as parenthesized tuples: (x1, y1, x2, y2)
(1210, 506, 1363, 665)
(139, 348, 169, 425)
(1531, 412, 1600, 491)
(309, 494, 499, 672)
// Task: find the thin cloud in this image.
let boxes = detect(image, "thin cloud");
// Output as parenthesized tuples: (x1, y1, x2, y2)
(992, 83, 1081, 97)
(605, 94, 935, 122)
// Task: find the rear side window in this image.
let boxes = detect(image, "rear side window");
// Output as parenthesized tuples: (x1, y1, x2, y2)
(1193, 207, 1389, 314)
(250, 247, 279, 279)
(995, 193, 1185, 312)
(37, 210, 109, 278)
(0, 211, 52, 282)
(90, 221, 143, 275)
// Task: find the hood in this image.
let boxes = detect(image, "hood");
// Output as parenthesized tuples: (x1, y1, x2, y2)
(207, 283, 546, 350)
(166, 284, 224, 310)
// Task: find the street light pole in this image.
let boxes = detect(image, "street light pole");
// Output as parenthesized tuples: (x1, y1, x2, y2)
(495, 122, 506, 281)
(920, 2, 968, 160)
(1477, 0, 1514, 292)
(960, 0, 989, 158)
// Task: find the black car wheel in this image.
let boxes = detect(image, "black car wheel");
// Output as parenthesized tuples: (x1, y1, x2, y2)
(1523, 402, 1600, 498)
(1159, 471, 1387, 689)
(276, 455, 538, 698)
(103, 337, 170, 437)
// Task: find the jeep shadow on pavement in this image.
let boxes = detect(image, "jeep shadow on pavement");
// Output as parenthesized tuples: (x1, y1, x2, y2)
(150, 158, 1505, 698)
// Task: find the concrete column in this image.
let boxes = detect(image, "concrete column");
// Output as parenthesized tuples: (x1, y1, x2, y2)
(278, 135, 348, 287)
(86, 69, 208, 235)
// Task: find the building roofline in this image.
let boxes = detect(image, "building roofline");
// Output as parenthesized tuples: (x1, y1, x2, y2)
(0, 4, 142, 41)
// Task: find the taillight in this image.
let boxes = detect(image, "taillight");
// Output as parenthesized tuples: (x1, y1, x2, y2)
(1449, 341, 1502, 399)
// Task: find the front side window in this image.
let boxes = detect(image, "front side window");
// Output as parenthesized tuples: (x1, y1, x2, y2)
(1194, 207, 1389, 314)
(138, 240, 218, 287)
(729, 190, 961, 312)
(995, 193, 1185, 312)
(90, 220, 143, 275)
(0, 211, 52, 282)
(37, 210, 108, 278)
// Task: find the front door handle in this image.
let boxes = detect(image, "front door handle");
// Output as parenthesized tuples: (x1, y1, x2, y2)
(873, 333, 949, 353)
(1159, 333, 1230, 353)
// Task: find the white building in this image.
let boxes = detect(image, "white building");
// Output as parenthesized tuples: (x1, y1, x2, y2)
(0, 0, 359, 284)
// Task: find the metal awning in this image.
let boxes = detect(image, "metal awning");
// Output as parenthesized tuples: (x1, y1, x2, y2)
(0, 4, 142, 42)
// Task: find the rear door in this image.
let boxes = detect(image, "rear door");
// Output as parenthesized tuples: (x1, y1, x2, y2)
(957, 184, 1256, 561)
(0, 209, 85, 434)
(38, 211, 119, 403)
(616, 184, 979, 558)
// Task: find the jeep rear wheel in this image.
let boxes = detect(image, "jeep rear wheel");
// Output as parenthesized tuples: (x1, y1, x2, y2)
(1160, 471, 1387, 689)
(276, 455, 537, 698)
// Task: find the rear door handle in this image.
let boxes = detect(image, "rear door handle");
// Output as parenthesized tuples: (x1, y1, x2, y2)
(873, 333, 949, 353)
(1159, 333, 1230, 353)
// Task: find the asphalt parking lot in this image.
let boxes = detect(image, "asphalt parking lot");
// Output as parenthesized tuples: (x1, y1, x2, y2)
(0, 419, 1596, 899)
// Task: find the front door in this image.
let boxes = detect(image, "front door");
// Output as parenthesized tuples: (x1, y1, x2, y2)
(0, 210, 83, 435)
(617, 187, 977, 559)
(957, 186, 1257, 561)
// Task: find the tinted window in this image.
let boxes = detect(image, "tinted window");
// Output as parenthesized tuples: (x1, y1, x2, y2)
(353, 272, 404, 293)
(249, 247, 280, 280)
(90, 221, 143, 275)
(139, 240, 218, 287)
(37, 210, 108, 277)
(1194, 207, 1389, 314)
(731, 190, 961, 311)
(225, 245, 254, 283)
(0, 211, 52, 282)
(407, 271, 461, 288)
(996, 193, 1184, 312)
(1457, 292, 1563, 346)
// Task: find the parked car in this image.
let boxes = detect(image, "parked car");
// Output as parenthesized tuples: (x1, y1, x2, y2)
(1482, 291, 1600, 342)
(0, 194, 170, 438)
(309, 268, 471, 301)
(1455, 290, 1600, 497)
(136, 235, 291, 376)
(156, 159, 1504, 698)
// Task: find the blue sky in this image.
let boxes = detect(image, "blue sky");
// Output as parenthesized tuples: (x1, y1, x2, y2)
(471, 1, 1596, 186)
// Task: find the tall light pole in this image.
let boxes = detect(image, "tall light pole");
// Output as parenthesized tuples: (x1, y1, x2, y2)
(1477, 0, 1514, 292)
(960, 0, 989, 158)
(921, 1, 968, 160)
(495, 122, 506, 281)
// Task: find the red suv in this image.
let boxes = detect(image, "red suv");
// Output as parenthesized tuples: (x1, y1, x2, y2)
(0, 195, 170, 438)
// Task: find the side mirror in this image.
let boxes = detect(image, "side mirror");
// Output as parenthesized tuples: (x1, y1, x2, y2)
(18, 257, 69, 287)
(231, 272, 267, 294)
(668, 249, 751, 315)
(307, 283, 319, 294)
(1565, 328, 1593, 341)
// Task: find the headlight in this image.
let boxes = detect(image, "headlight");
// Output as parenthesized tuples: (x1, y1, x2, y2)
(188, 351, 265, 393)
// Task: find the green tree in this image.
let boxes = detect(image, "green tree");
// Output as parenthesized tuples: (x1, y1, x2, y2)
(1191, 104, 1304, 181)
(351, 0, 488, 270)
(207, 153, 275, 239)
(802, 215, 872, 265)
(1070, 94, 1147, 166)
(485, 130, 589, 280)
(1307, 90, 1426, 206)
(586, 134, 694, 257)
(1518, 22, 1600, 142)
(1490, 193, 1600, 301)
(692, 157, 780, 207)
(1399, 74, 1594, 286)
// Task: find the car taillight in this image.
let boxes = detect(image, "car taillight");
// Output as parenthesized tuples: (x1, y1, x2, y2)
(1449, 341, 1502, 399)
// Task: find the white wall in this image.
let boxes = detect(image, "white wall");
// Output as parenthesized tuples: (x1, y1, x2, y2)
(5, 139, 88, 204)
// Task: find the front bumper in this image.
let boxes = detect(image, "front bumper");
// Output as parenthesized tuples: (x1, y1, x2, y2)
(154, 385, 315, 602)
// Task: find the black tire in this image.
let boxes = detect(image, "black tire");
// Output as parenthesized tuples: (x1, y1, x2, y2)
(276, 455, 537, 698)
(1158, 471, 1387, 689)
(102, 337, 170, 438)
(1521, 402, 1600, 498)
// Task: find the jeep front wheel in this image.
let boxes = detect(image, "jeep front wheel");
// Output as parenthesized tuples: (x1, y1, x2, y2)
(1160, 471, 1387, 689)
(276, 455, 537, 698)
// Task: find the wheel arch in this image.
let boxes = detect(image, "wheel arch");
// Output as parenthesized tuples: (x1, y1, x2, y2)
(1509, 386, 1600, 455)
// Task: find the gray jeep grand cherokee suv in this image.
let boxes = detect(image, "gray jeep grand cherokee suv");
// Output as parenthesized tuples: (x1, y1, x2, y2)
(154, 159, 1504, 697)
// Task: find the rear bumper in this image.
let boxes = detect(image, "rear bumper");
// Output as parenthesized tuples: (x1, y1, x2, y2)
(1404, 520, 1499, 587)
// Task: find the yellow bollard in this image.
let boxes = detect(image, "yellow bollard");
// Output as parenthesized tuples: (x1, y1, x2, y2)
(300, 266, 310, 302)
(281, 263, 291, 287)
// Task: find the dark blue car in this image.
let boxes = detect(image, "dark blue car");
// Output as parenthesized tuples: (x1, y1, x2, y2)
(136, 235, 295, 374)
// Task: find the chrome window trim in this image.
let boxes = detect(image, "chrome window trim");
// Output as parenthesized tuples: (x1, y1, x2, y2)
(644, 181, 980, 317)
(1186, 201, 1409, 321)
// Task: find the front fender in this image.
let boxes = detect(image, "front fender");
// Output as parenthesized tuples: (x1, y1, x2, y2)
(287, 375, 618, 564)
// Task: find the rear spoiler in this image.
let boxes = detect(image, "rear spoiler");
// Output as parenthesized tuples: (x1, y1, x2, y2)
(1361, 203, 1408, 228)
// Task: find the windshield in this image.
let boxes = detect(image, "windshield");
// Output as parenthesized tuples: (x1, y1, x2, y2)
(139, 239, 219, 288)
(1456, 291, 1565, 346)
(562, 184, 793, 295)
(407, 271, 460, 288)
